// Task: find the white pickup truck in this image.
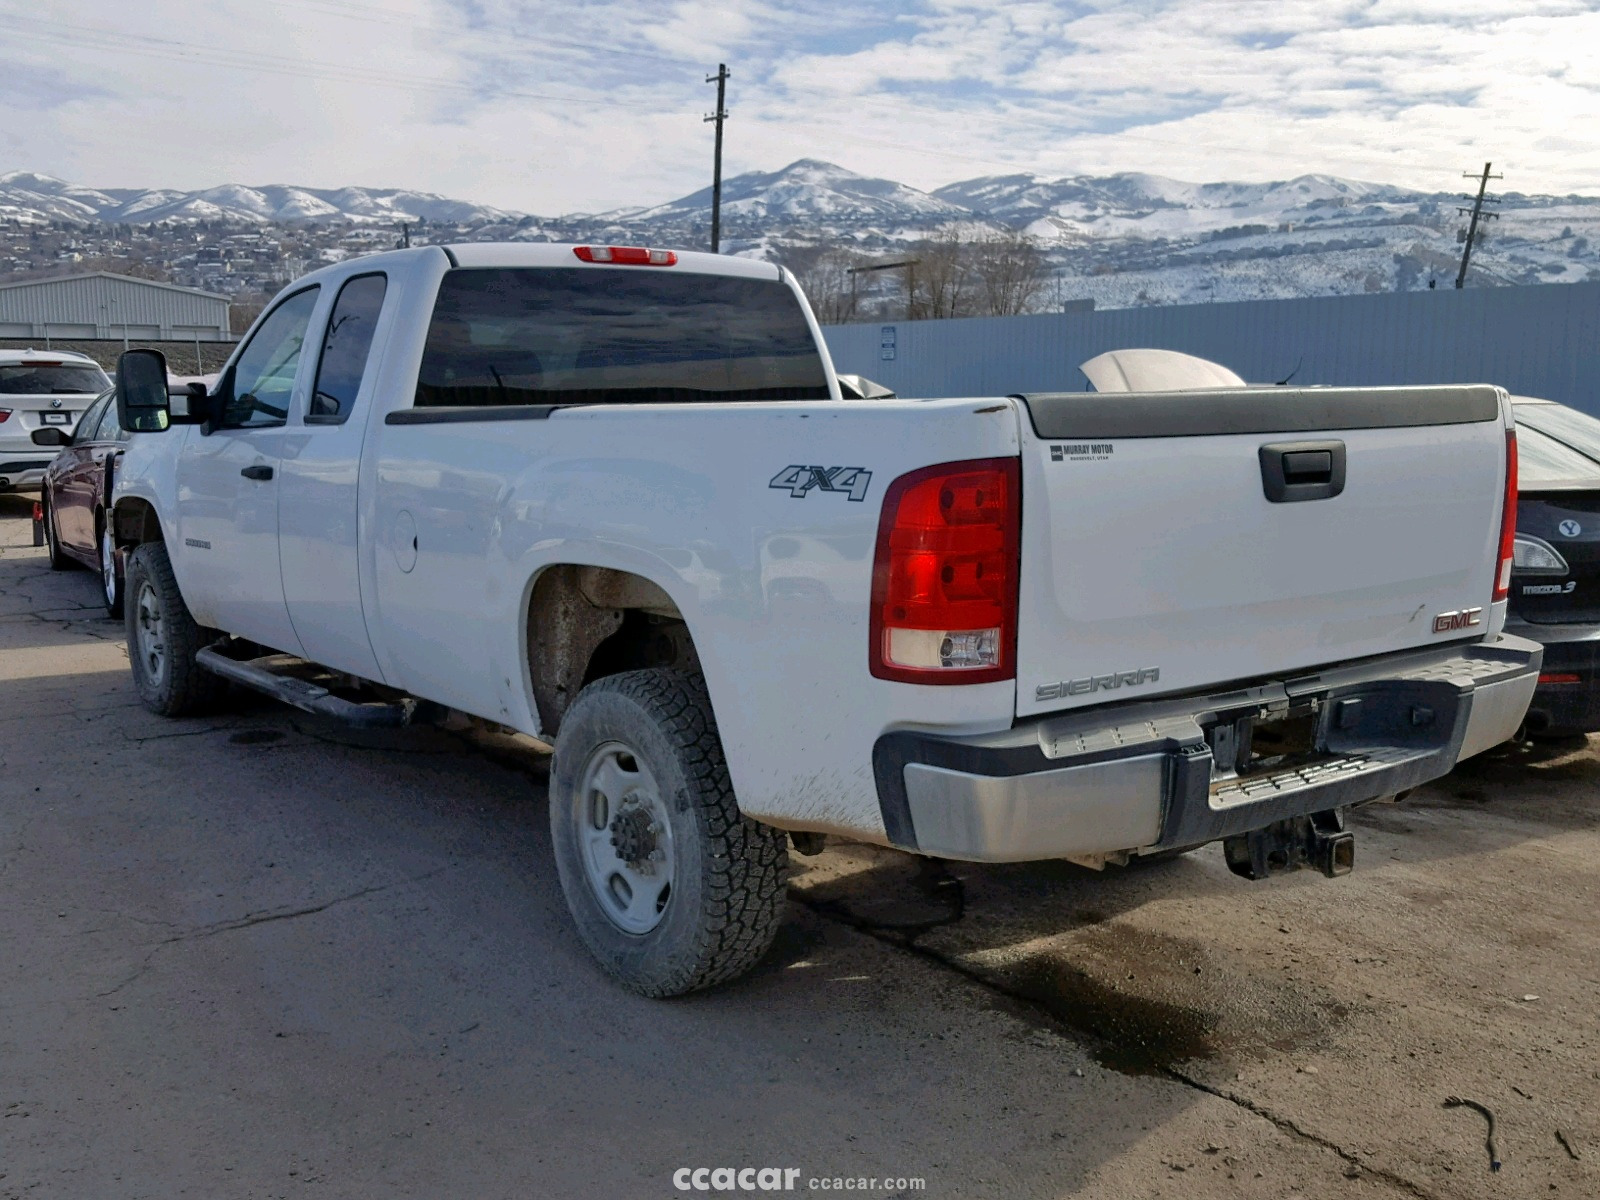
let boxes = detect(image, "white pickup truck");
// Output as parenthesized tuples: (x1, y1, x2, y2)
(108, 242, 1540, 995)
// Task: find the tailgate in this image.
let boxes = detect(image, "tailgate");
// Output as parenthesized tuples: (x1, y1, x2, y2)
(1014, 385, 1509, 718)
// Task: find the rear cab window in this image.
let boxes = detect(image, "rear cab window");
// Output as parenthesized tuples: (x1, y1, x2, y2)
(414, 268, 830, 408)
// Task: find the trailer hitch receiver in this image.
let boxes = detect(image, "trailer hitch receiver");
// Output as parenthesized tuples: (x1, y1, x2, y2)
(1223, 809, 1354, 880)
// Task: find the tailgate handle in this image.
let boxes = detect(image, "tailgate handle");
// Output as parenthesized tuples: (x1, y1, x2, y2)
(1259, 440, 1345, 503)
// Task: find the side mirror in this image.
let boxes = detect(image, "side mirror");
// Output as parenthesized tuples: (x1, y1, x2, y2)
(116, 349, 171, 433)
(31, 427, 70, 447)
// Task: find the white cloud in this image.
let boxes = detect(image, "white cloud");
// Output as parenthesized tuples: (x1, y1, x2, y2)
(0, 0, 1595, 213)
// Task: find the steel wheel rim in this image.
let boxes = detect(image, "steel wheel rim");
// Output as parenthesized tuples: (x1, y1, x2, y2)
(134, 579, 167, 687)
(100, 526, 117, 606)
(575, 740, 675, 935)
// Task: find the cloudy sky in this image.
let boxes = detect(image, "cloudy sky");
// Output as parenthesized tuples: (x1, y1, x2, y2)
(4, 0, 1598, 213)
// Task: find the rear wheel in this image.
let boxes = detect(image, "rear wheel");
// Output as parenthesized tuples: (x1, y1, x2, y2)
(549, 669, 789, 996)
(97, 514, 124, 619)
(125, 541, 227, 717)
(43, 494, 71, 571)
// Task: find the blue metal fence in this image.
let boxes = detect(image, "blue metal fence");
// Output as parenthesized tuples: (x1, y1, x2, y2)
(822, 282, 1600, 414)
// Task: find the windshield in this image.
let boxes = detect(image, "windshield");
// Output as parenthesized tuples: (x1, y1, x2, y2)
(0, 364, 111, 395)
(415, 268, 831, 407)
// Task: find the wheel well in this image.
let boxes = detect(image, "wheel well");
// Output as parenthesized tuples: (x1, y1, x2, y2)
(111, 499, 163, 547)
(526, 565, 701, 735)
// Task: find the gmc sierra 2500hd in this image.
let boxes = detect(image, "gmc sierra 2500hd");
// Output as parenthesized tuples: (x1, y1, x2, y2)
(104, 242, 1539, 995)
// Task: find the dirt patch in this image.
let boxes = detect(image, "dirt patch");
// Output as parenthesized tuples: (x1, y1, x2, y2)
(973, 924, 1346, 1075)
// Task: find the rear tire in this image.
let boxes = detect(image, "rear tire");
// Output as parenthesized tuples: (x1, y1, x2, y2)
(125, 541, 227, 717)
(549, 668, 789, 996)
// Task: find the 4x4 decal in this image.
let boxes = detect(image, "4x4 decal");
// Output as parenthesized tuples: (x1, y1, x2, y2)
(769, 465, 873, 502)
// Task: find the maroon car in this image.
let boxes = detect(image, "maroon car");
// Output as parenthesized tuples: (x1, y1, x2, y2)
(34, 386, 129, 617)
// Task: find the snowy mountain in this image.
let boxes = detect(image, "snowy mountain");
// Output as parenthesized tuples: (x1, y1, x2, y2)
(0, 171, 515, 226)
(629, 158, 968, 226)
(3, 160, 1597, 309)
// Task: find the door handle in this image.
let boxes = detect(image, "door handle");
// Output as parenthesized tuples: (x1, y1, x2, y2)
(1258, 440, 1345, 503)
(241, 464, 274, 481)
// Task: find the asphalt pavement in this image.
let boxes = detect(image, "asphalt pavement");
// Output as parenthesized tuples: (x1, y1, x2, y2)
(1, 493, 1596, 1200)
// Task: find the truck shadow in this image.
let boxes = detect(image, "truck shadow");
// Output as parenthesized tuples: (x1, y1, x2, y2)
(785, 842, 1339, 1078)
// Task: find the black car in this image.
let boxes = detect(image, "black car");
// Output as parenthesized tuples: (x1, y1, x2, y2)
(34, 386, 129, 617)
(1508, 396, 1600, 736)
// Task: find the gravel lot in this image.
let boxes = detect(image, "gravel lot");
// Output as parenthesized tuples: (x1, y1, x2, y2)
(1, 493, 1596, 1199)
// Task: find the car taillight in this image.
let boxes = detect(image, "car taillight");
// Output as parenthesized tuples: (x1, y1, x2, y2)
(870, 457, 1019, 684)
(1495, 429, 1517, 602)
(1539, 673, 1581, 684)
(573, 245, 677, 266)
(0, 408, 11, 423)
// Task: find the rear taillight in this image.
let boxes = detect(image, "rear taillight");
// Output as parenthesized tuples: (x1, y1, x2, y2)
(1495, 429, 1517, 602)
(870, 457, 1020, 684)
(0, 408, 11, 423)
(573, 245, 677, 266)
(1539, 673, 1582, 685)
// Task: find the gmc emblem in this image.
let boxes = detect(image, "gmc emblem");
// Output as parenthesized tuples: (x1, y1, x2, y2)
(1432, 607, 1482, 634)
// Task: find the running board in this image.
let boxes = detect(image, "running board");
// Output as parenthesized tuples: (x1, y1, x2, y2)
(196, 644, 417, 728)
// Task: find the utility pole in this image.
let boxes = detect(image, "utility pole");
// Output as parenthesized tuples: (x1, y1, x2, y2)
(398, 221, 411, 249)
(704, 63, 730, 253)
(1454, 162, 1501, 289)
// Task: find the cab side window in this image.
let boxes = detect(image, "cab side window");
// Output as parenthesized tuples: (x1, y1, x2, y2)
(221, 287, 321, 429)
(309, 273, 387, 424)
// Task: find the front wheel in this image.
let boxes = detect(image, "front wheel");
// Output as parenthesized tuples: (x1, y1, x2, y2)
(125, 541, 227, 717)
(549, 669, 789, 996)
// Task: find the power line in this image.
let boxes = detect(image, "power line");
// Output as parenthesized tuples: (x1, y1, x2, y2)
(2, 13, 689, 115)
(0, 6, 1532, 199)
(240, 0, 705, 73)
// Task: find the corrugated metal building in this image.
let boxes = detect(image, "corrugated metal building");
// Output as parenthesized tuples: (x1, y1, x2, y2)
(823, 281, 1600, 415)
(0, 272, 232, 342)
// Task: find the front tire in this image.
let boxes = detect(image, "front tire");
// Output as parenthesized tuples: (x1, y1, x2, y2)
(549, 669, 789, 996)
(125, 541, 227, 717)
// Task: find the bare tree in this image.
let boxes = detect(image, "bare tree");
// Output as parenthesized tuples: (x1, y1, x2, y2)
(780, 244, 866, 324)
(908, 228, 972, 320)
(779, 226, 1048, 323)
(970, 230, 1047, 316)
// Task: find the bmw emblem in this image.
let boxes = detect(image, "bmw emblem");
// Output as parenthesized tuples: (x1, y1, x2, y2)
(49, 398, 62, 409)
(1558, 519, 1583, 538)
